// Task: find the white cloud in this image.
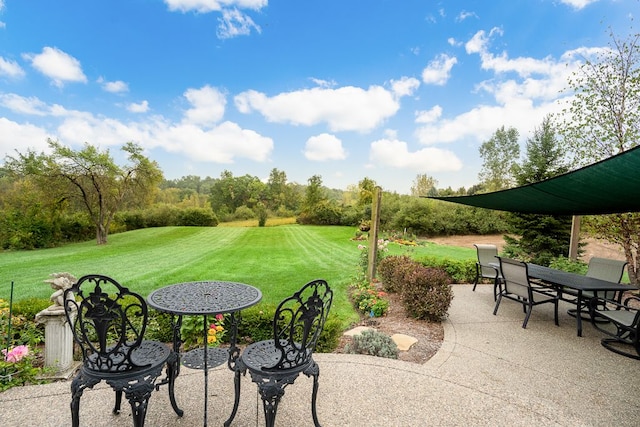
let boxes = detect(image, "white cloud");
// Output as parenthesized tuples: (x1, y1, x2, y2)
(465, 27, 503, 55)
(415, 106, 442, 124)
(234, 85, 402, 132)
(217, 8, 261, 39)
(304, 133, 347, 161)
(456, 10, 478, 22)
(164, 0, 267, 13)
(22, 47, 87, 88)
(164, 1, 264, 38)
(0, 93, 74, 116)
(421, 53, 458, 85)
(2, 89, 273, 166)
(369, 138, 462, 172)
(390, 77, 420, 98)
(98, 77, 129, 93)
(182, 85, 226, 127)
(560, 0, 600, 10)
(127, 100, 149, 113)
(0, 117, 52, 154)
(414, 28, 586, 149)
(0, 57, 24, 78)
(158, 121, 273, 163)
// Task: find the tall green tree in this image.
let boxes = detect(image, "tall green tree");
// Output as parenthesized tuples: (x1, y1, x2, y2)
(410, 174, 438, 197)
(478, 126, 520, 192)
(503, 116, 573, 265)
(4, 140, 163, 245)
(556, 30, 640, 283)
(302, 174, 326, 212)
(356, 177, 377, 207)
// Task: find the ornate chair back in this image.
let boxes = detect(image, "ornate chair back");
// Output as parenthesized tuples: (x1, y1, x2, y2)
(64, 274, 148, 372)
(267, 279, 333, 371)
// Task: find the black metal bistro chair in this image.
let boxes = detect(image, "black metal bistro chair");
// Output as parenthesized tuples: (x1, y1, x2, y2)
(472, 244, 503, 300)
(590, 294, 640, 360)
(63, 274, 182, 427)
(225, 279, 333, 427)
(494, 257, 559, 329)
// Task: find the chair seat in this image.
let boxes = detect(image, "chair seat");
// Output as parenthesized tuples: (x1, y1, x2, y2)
(595, 309, 637, 328)
(84, 340, 171, 377)
(240, 339, 312, 374)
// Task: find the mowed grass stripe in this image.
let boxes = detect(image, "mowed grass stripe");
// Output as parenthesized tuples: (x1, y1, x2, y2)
(0, 227, 249, 299)
(281, 225, 358, 272)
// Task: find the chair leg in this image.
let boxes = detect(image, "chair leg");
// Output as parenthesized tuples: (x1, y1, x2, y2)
(251, 372, 300, 427)
(259, 381, 285, 427)
(522, 303, 533, 329)
(114, 390, 123, 414)
(224, 369, 243, 427)
(493, 294, 502, 316)
(70, 370, 100, 427)
(121, 381, 155, 427)
(304, 360, 322, 427)
(472, 266, 480, 291)
(166, 353, 184, 417)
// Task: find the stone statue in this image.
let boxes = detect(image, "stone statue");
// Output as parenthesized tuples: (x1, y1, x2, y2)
(42, 272, 77, 313)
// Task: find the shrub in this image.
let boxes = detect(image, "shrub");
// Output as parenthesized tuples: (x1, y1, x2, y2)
(402, 265, 453, 321)
(376, 255, 415, 293)
(179, 207, 219, 226)
(549, 256, 587, 274)
(417, 256, 476, 284)
(315, 316, 343, 353)
(233, 205, 256, 220)
(145, 311, 174, 343)
(236, 304, 278, 344)
(344, 329, 398, 359)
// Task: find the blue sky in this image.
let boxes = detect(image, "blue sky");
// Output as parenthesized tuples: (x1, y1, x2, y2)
(0, 1, 637, 194)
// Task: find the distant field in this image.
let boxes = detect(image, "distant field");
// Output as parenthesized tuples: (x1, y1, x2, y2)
(0, 225, 477, 323)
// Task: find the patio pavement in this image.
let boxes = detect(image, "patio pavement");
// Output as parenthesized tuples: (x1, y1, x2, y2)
(1, 284, 639, 426)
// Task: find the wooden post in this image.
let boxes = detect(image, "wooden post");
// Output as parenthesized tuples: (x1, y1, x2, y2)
(367, 186, 382, 281)
(569, 215, 581, 261)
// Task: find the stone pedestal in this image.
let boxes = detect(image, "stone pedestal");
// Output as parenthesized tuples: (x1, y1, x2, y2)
(35, 309, 77, 378)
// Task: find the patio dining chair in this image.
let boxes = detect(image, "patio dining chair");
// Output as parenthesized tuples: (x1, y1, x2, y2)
(472, 244, 503, 300)
(494, 257, 559, 329)
(225, 279, 333, 427)
(589, 294, 640, 360)
(63, 274, 181, 427)
(566, 257, 628, 319)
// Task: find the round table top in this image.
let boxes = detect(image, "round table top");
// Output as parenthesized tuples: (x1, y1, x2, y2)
(147, 281, 262, 315)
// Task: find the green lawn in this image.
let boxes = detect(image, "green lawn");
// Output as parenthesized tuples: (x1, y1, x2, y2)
(0, 225, 476, 323)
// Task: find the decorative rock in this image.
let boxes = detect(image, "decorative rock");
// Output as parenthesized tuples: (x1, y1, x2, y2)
(391, 333, 418, 351)
(343, 326, 376, 337)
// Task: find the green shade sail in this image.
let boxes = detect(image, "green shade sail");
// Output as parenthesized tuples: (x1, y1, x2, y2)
(428, 146, 640, 216)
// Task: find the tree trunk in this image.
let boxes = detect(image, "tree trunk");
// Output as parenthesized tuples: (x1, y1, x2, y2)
(96, 224, 108, 245)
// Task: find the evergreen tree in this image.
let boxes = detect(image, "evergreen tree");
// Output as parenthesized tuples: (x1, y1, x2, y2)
(503, 116, 573, 265)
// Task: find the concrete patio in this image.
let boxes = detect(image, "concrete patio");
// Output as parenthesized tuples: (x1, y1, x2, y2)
(1, 284, 639, 426)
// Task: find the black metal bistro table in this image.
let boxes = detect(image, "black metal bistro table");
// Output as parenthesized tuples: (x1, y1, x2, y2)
(527, 264, 636, 337)
(147, 281, 262, 427)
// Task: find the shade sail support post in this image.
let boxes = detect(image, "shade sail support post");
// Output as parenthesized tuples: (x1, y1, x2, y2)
(366, 186, 382, 281)
(569, 215, 581, 261)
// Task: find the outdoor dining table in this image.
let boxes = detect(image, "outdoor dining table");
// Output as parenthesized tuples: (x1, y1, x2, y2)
(147, 281, 262, 427)
(525, 264, 636, 337)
